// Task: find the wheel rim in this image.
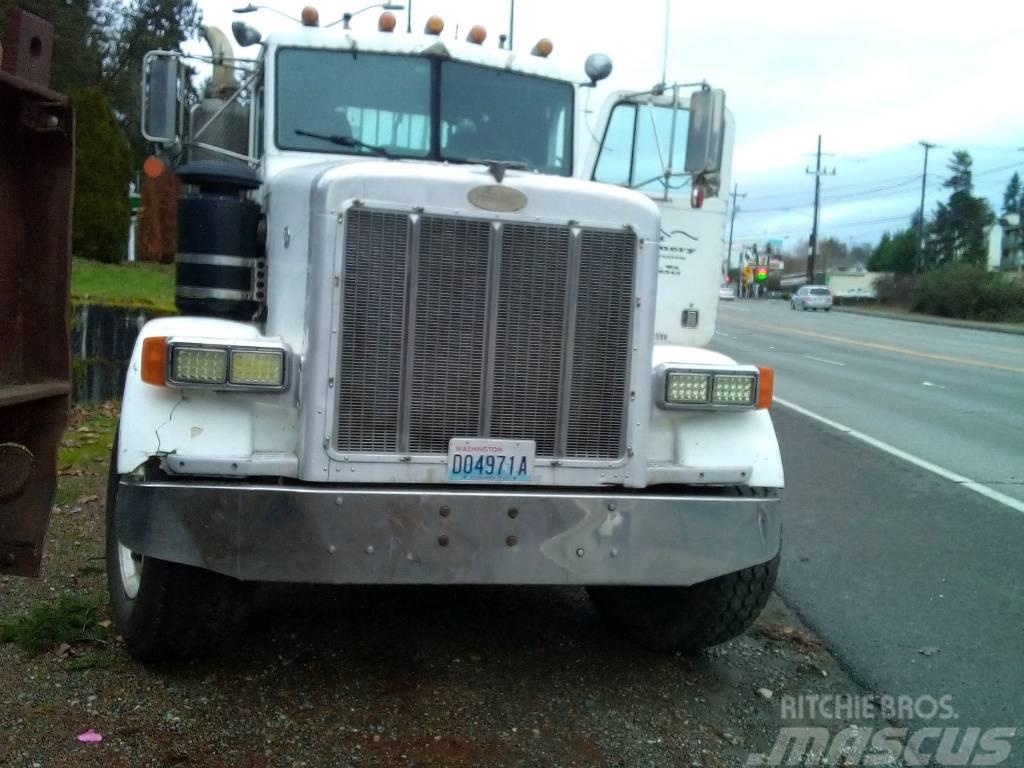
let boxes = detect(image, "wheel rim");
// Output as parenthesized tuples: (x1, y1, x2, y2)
(117, 541, 142, 599)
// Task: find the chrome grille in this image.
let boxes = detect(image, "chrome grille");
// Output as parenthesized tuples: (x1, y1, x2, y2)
(567, 230, 636, 459)
(408, 217, 491, 453)
(335, 210, 409, 452)
(489, 224, 570, 456)
(335, 210, 636, 461)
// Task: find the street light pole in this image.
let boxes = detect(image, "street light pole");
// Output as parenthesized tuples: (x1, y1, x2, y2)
(915, 141, 936, 275)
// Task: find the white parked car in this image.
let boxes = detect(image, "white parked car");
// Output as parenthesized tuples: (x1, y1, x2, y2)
(719, 284, 737, 301)
(791, 285, 833, 311)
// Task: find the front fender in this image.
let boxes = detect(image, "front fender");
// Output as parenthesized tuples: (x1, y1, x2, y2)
(647, 346, 785, 488)
(117, 317, 299, 476)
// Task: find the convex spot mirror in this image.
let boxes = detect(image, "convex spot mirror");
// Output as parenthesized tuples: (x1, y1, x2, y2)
(584, 53, 613, 85)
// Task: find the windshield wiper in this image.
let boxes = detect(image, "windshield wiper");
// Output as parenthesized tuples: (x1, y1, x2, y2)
(294, 128, 390, 157)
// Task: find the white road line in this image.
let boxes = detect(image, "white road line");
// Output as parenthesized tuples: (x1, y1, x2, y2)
(802, 355, 846, 367)
(774, 397, 1024, 515)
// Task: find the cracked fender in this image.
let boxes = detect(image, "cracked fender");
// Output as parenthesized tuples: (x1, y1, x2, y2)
(117, 317, 299, 475)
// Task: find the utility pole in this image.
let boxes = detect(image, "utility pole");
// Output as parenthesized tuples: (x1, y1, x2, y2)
(915, 141, 936, 275)
(805, 135, 836, 284)
(726, 183, 746, 275)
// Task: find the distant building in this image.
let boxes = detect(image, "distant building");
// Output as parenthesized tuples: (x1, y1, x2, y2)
(987, 213, 1022, 271)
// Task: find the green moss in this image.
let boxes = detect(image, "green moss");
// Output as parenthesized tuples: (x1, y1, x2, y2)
(0, 594, 110, 655)
(71, 257, 177, 313)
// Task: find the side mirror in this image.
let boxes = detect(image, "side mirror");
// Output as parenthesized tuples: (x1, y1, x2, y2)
(232, 21, 262, 47)
(584, 53, 613, 85)
(685, 88, 726, 175)
(141, 51, 182, 144)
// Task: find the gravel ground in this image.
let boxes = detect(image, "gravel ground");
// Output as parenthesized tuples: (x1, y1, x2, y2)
(2, 409, 884, 768)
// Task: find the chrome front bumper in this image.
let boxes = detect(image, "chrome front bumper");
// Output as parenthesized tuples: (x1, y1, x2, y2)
(115, 481, 781, 586)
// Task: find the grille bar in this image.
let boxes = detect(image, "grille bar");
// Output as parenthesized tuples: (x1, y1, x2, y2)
(335, 210, 635, 461)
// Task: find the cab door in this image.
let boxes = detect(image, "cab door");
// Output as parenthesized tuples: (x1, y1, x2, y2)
(585, 91, 734, 348)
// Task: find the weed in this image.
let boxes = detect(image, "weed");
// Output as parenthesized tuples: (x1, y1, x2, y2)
(0, 594, 111, 654)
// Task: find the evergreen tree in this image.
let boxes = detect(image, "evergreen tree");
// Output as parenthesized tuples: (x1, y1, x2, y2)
(70, 88, 133, 262)
(1003, 172, 1021, 216)
(928, 151, 993, 267)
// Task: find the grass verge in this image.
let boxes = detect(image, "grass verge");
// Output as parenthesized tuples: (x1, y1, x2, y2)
(71, 256, 176, 313)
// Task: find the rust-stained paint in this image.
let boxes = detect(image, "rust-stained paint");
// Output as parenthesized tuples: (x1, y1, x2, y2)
(0, 60, 74, 575)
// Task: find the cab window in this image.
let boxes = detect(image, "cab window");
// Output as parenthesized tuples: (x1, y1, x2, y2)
(593, 102, 691, 196)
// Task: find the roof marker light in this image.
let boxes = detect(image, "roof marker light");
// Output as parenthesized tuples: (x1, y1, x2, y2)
(378, 11, 396, 31)
(531, 38, 553, 57)
(301, 5, 319, 26)
(424, 15, 444, 34)
(467, 24, 486, 44)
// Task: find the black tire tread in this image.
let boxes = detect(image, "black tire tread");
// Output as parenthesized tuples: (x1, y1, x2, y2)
(588, 554, 779, 653)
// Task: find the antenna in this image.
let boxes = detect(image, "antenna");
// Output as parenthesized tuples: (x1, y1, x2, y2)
(660, 0, 670, 86)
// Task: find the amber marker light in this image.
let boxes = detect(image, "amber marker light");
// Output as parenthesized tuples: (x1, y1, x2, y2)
(467, 24, 486, 44)
(757, 367, 775, 409)
(378, 11, 396, 31)
(531, 38, 553, 57)
(143, 155, 165, 179)
(424, 15, 444, 34)
(301, 5, 319, 26)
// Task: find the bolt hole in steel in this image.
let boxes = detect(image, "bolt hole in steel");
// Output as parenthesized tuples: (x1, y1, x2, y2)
(117, 542, 142, 599)
(576, 548, 585, 558)
(439, 505, 450, 517)
(507, 507, 518, 519)
(438, 535, 450, 547)
(506, 535, 517, 547)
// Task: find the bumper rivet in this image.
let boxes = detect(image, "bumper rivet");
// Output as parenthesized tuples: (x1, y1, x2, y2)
(576, 548, 585, 558)
(438, 535, 450, 547)
(440, 505, 450, 517)
(507, 507, 518, 519)
(506, 535, 517, 547)
(406, 552, 414, 561)
(607, 502, 616, 512)
(328, 545, 336, 554)
(611, 547, 619, 557)
(366, 545, 375, 554)
(336, 497, 344, 506)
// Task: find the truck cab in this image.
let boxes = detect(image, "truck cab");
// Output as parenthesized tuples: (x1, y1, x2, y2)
(110, 11, 783, 661)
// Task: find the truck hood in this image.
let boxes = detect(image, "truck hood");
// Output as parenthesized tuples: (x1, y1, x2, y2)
(277, 159, 660, 236)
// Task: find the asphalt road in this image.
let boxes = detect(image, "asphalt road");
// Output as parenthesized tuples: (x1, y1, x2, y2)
(711, 299, 1024, 736)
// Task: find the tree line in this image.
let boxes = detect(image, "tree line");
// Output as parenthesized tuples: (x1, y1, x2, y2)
(0, 0, 201, 261)
(869, 151, 1018, 274)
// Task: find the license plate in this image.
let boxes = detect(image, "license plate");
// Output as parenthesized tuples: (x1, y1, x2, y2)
(447, 438, 535, 483)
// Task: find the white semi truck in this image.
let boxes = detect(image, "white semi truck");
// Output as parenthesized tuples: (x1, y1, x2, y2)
(110, 10, 784, 660)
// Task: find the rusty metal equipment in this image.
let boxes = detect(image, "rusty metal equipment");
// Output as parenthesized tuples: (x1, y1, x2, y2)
(0, 9, 74, 577)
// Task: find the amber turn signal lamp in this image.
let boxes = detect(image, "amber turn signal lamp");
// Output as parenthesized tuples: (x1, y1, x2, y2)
(378, 11, 396, 31)
(467, 25, 486, 43)
(141, 336, 168, 386)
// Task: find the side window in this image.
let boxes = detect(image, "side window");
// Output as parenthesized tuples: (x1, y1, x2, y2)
(593, 102, 691, 196)
(594, 103, 636, 186)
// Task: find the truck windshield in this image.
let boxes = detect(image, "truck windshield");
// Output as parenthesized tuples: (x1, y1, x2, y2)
(276, 49, 574, 176)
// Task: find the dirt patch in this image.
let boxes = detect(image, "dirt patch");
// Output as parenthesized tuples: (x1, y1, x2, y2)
(1, 406, 887, 768)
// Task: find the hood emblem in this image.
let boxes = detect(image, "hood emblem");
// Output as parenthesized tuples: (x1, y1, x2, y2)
(468, 185, 528, 213)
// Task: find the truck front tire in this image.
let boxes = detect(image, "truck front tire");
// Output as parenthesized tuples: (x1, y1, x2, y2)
(587, 554, 780, 653)
(105, 439, 249, 662)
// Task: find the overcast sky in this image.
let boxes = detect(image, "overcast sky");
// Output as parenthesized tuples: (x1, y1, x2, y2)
(190, 0, 1024, 250)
